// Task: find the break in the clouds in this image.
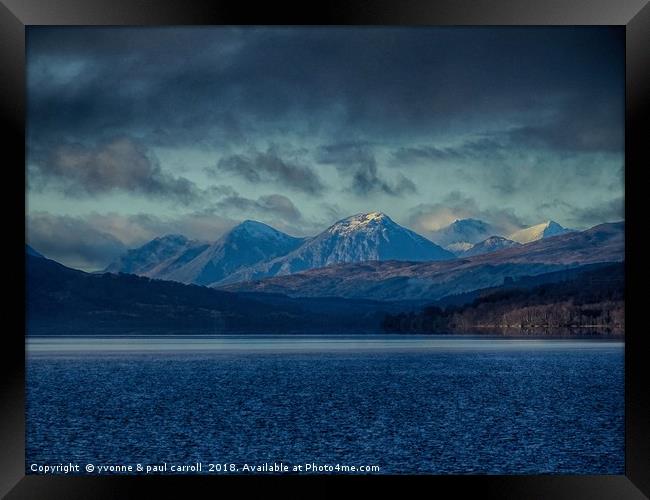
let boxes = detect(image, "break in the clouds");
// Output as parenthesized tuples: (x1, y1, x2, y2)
(26, 27, 624, 270)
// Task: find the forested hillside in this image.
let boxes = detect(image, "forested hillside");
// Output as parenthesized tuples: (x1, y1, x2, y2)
(382, 263, 624, 334)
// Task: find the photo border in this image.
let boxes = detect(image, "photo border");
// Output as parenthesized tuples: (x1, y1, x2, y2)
(2, 0, 648, 497)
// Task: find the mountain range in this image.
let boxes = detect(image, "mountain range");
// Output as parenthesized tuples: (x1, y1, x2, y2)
(105, 212, 454, 286)
(103, 213, 574, 286)
(220, 222, 624, 302)
(26, 218, 624, 334)
(427, 218, 572, 255)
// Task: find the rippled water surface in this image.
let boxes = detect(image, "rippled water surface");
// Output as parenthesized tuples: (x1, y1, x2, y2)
(26, 335, 624, 474)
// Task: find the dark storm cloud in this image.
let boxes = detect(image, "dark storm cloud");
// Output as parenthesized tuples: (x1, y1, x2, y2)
(506, 115, 623, 154)
(27, 28, 255, 149)
(393, 96, 623, 167)
(392, 130, 624, 202)
(32, 137, 199, 204)
(213, 149, 325, 195)
(26, 27, 624, 237)
(318, 142, 416, 196)
(571, 197, 624, 226)
(27, 27, 624, 152)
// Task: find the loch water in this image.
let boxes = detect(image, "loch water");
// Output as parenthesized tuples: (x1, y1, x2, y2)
(26, 335, 624, 474)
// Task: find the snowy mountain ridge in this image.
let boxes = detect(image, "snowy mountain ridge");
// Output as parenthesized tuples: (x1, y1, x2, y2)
(105, 213, 575, 287)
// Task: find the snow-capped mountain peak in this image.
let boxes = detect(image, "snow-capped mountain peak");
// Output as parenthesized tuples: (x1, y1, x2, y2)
(218, 211, 455, 284)
(326, 212, 390, 236)
(508, 220, 572, 244)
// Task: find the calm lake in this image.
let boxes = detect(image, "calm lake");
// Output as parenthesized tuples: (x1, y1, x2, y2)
(26, 335, 624, 474)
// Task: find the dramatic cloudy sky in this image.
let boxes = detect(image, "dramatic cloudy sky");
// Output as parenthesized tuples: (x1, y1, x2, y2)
(26, 27, 624, 270)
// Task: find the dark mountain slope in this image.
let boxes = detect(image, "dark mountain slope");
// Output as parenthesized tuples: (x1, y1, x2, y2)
(26, 253, 409, 335)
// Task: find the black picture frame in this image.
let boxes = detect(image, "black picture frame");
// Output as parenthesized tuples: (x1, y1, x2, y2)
(2, 0, 648, 497)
